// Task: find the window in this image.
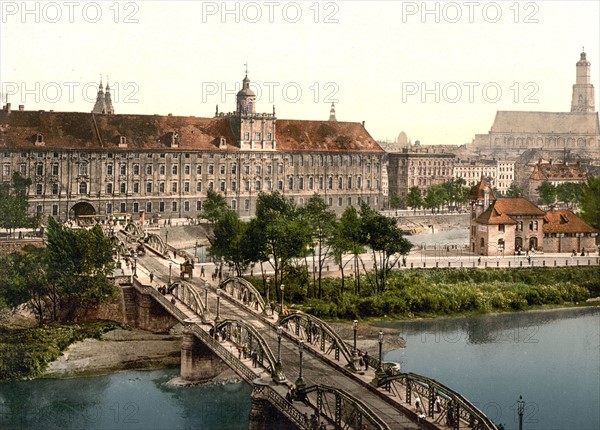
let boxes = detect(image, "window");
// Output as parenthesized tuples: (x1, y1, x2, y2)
(255, 180, 261, 191)
(36, 183, 43, 195)
(79, 163, 88, 176)
(120, 164, 127, 175)
(208, 165, 214, 175)
(347, 197, 352, 206)
(184, 182, 190, 192)
(231, 199, 237, 210)
(52, 183, 59, 195)
(133, 202, 139, 213)
(133, 182, 140, 193)
(146, 182, 153, 193)
(107, 164, 113, 175)
(278, 164, 283, 174)
(133, 164, 140, 175)
(196, 181, 202, 192)
(159, 182, 165, 193)
(266, 180, 272, 191)
(19, 164, 26, 175)
(517, 221, 523, 232)
(106, 183, 113, 194)
(231, 164, 237, 174)
(498, 224, 505, 233)
(309, 177, 314, 190)
(106, 203, 113, 214)
(299, 177, 304, 190)
(184, 201, 190, 212)
(328, 177, 333, 189)
(220, 181, 226, 192)
(278, 180, 283, 191)
(244, 132, 250, 140)
(348, 176, 352, 189)
(120, 183, 126, 194)
(244, 199, 250, 210)
(366, 179, 371, 189)
(328, 197, 333, 206)
(159, 201, 165, 212)
(146, 202, 152, 213)
(120, 202, 126, 213)
(255, 132, 261, 140)
(172, 182, 178, 192)
(288, 177, 294, 190)
(172, 165, 178, 175)
(255, 165, 261, 175)
(288, 155, 293, 166)
(196, 165, 202, 174)
(266, 132, 272, 140)
(185, 164, 191, 175)
(338, 197, 343, 207)
(196, 201, 202, 211)
(79, 182, 87, 194)
(338, 177, 343, 189)
(220, 165, 225, 175)
(52, 163, 59, 175)
(146, 165, 153, 175)
(2, 164, 9, 176)
(319, 177, 324, 190)
(36, 205, 43, 215)
(52, 204, 59, 216)
(231, 181, 237, 191)
(327, 155, 333, 166)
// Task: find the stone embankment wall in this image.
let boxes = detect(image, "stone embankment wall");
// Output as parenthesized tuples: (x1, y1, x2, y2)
(395, 213, 469, 234)
(0, 239, 44, 254)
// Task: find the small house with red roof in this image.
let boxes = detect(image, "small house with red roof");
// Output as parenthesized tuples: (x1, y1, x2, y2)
(542, 209, 598, 253)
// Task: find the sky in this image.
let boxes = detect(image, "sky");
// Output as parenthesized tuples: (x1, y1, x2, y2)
(1, 1, 599, 145)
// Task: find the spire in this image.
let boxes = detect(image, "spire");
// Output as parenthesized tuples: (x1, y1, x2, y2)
(92, 75, 107, 114)
(571, 49, 595, 112)
(328, 102, 337, 121)
(104, 76, 114, 114)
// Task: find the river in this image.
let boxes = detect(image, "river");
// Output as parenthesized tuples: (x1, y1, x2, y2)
(0, 307, 597, 430)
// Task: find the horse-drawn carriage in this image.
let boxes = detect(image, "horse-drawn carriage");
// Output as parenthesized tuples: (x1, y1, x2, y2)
(180, 259, 194, 279)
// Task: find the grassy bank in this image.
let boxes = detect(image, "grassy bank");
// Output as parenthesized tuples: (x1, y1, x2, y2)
(249, 266, 600, 320)
(0, 321, 123, 382)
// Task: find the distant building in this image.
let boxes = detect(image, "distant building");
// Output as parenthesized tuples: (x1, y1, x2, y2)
(387, 143, 455, 202)
(470, 51, 599, 159)
(527, 159, 588, 202)
(542, 209, 598, 253)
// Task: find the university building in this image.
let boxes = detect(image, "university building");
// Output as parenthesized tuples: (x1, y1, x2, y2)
(0, 74, 385, 221)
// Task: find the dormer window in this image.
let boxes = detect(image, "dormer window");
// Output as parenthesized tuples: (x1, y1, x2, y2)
(170, 132, 179, 148)
(118, 135, 127, 148)
(219, 137, 226, 148)
(35, 133, 45, 146)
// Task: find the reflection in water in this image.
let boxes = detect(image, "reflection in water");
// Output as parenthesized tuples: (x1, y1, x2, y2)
(379, 307, 600, 430)
(0, 368, 252, 430)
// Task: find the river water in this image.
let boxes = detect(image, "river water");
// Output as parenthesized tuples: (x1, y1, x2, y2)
(1, 307, 597, 430)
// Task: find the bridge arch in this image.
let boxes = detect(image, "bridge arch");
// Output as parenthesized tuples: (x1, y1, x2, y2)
(145, 233, 169, 256)
(220, 277, 266, 314)
(167, 281, 206, 318)
(216, 318, 285, 383)
(302, 384, 391, 430)
(123, 221, 145, 239)
(376, 372, 498, 430)
(279, 310, 359, 371)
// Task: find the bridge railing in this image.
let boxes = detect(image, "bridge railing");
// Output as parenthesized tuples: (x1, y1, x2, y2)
(220, 277, 266, 314)
(377, 372, 497, 430)
(167, 281, 206, 318)
(254, 385, 311, 430)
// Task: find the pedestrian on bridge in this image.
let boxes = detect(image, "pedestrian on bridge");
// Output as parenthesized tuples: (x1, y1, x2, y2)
(200, 266, 205, 277)
(364, 351, 369, 371)
(149, 272, 154, 283)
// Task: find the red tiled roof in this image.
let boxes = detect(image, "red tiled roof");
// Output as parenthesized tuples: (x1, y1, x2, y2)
(468, 179, 495, 201)
(0, 110, 383, 153)
(476, 198, 545, 225)
(543, 209, 598, 234)
(529, 162, 587, 181)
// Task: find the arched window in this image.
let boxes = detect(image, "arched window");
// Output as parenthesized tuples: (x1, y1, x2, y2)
(480, 237, 485, 248)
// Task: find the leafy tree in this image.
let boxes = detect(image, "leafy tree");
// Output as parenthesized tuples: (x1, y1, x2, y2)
(424, 185, 447, 213)
(389, 193, 404, 214)
(537, 181, 556, 206)
(359, 204, 412, 293)
(300, 195, 336, 298)
(0, 172, 39, 236)
(331, 206, 364, 295)
(407, 186, 423, 214)
(579, 176, 600, 229)
(199, 190, 229, 223)
(251, 192, 311, 303)
(46, 218, 116, 318)
(505, 182, 525, 198)
(208, 209, 250, 276)
(556, 182, 584, 209)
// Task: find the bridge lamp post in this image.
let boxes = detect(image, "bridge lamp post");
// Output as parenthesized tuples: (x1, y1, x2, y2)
(165, 230, 169, 247)
(377, 330, 384, 373)
(353, 320, 358, 356)
(169, 262, 172, 284)
(204, 283, 209, 312)
(215, 288, 221, 323)
(194, 240, 198, 257)
(277, 325, 283, 364)
(295, 340, 306, 397)
(133, 256, 137, 277)
(280, 284, 285, 315)
(517, 395, 525, 430)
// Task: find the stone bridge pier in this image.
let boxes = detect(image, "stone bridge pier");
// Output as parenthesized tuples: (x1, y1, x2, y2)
(180, 327, 229, 382)
(121, 282, 180, 333)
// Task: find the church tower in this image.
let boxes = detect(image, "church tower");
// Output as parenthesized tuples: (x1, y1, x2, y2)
(328, 102, 337, 121)
(104, 78, 114, 114)
(571, 50, 595, 113)
(92, 78, 107, 114)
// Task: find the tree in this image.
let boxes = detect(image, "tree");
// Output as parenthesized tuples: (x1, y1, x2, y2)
(407, 186, 423, 214)
(556, 182, 584, 209)
(300, 195, 336, 298)
(45, 218, 116, 319)
(505, 182, 525, 198)
(208, 209, 250, 276)
(359, 204, 412, 293)
(424, 185, 447, 213)
(537, 181, 556, 206)
(0, 172, 39, 237)
(389, 193, 404, 214)
(579, 176, 600, 229)
(199, 190, 229, 223)
(331, 206, 364, 295)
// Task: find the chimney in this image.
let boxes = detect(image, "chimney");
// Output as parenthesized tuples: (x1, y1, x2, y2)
(6, 103, 11, 113)
(362, 121, 365, 127)
(18, 105, 24, 111)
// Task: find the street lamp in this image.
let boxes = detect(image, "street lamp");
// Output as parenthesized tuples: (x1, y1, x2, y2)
(195, 240, 198, 257)
(169, 262, 172, 284)
(353, 320, 358, 357)
(215, 288, 221, 323)
(280, 284, 285, 315)
(266, 277, 271, 308)
(133, 255, 137, 277)
(165, 230, 169, 247)
(377, 330, 384, 372)
(277, 326, 283, 364)
(295, 339, 306, 397)
(517, 395, 525, 430)
(204, 283, 209, 312)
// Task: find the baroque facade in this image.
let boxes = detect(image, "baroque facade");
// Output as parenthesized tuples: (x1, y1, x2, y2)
(0, 75, 385, 221)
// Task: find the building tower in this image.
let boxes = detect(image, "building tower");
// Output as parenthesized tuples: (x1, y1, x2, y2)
(328, 102, 337, 121)
(571, 50, 595, 113)
(104, 78, 114, 114)
(92, 78, 107, 114)
(237, 74, 256, 114)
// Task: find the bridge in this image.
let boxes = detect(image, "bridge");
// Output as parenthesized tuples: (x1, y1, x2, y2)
(112, 224, 499, 430)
